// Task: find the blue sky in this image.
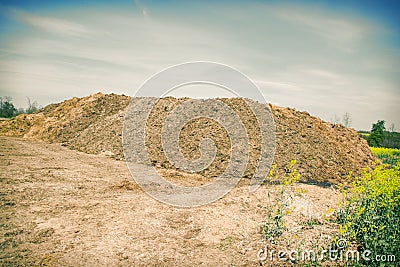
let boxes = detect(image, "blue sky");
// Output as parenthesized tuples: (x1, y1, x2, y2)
(0, 0, 399, 130)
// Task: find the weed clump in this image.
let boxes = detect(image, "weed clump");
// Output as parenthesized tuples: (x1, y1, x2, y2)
(261, 160, 300, 243)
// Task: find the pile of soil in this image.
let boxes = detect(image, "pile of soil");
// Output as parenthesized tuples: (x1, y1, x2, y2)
(0, 93, 376, 184)
(0, 93, 130, 159)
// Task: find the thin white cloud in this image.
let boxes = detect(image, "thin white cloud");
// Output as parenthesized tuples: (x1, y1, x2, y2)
(275, 8, 370, 47)
(256, 80, 304, 92)
(302, 69, 345, 85)
(11, 9, 89, 37)
(305, 69, 340, 79)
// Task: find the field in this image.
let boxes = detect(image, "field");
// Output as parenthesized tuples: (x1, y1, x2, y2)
(0, 94, 399, 266)
(0, 136, 342, 266)
(370, 147, 400, 165)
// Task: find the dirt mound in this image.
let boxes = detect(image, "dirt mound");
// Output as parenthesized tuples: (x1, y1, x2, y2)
(141, 97, 271, 180)
(0, 93, 376, 184)
(0, 93, 130, 159)
(272, 105, 375, 183)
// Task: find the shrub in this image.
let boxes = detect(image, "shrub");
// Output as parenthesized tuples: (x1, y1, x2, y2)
(336, 163, 400, 265)
(0, 97, 17, 118)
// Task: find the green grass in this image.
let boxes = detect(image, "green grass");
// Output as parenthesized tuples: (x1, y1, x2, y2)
(370, 147, 400, 165)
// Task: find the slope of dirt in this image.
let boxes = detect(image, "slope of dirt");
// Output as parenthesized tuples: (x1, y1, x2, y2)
(0, 93, 376, 184)
(0, 93, 130, 159)
(0, 137, 341, 266)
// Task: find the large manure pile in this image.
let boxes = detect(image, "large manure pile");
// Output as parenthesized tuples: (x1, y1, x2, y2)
(0, 93, 376, 184)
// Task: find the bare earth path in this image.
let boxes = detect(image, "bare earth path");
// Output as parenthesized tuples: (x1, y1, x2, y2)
(0, 137, 340, 266)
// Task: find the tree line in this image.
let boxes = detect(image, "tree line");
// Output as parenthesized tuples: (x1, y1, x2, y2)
(0, 96, 39, 118)
(360, 120, 400, 149)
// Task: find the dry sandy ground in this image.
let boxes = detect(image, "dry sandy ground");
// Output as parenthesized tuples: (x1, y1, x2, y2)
(0, 137, 341, 266)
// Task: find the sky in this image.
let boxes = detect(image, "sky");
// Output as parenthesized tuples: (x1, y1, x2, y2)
(0, 0, 399, 130)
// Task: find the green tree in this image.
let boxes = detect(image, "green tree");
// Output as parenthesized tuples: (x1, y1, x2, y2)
(0, 96, 17, 118)
(367, 120, 386, 147)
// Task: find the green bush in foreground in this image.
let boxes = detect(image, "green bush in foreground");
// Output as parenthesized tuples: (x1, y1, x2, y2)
(337, 163, 400, 265)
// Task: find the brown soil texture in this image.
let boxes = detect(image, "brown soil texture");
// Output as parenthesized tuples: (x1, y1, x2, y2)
(0, 93, 376, 184)
(0, 136, 341, 266)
